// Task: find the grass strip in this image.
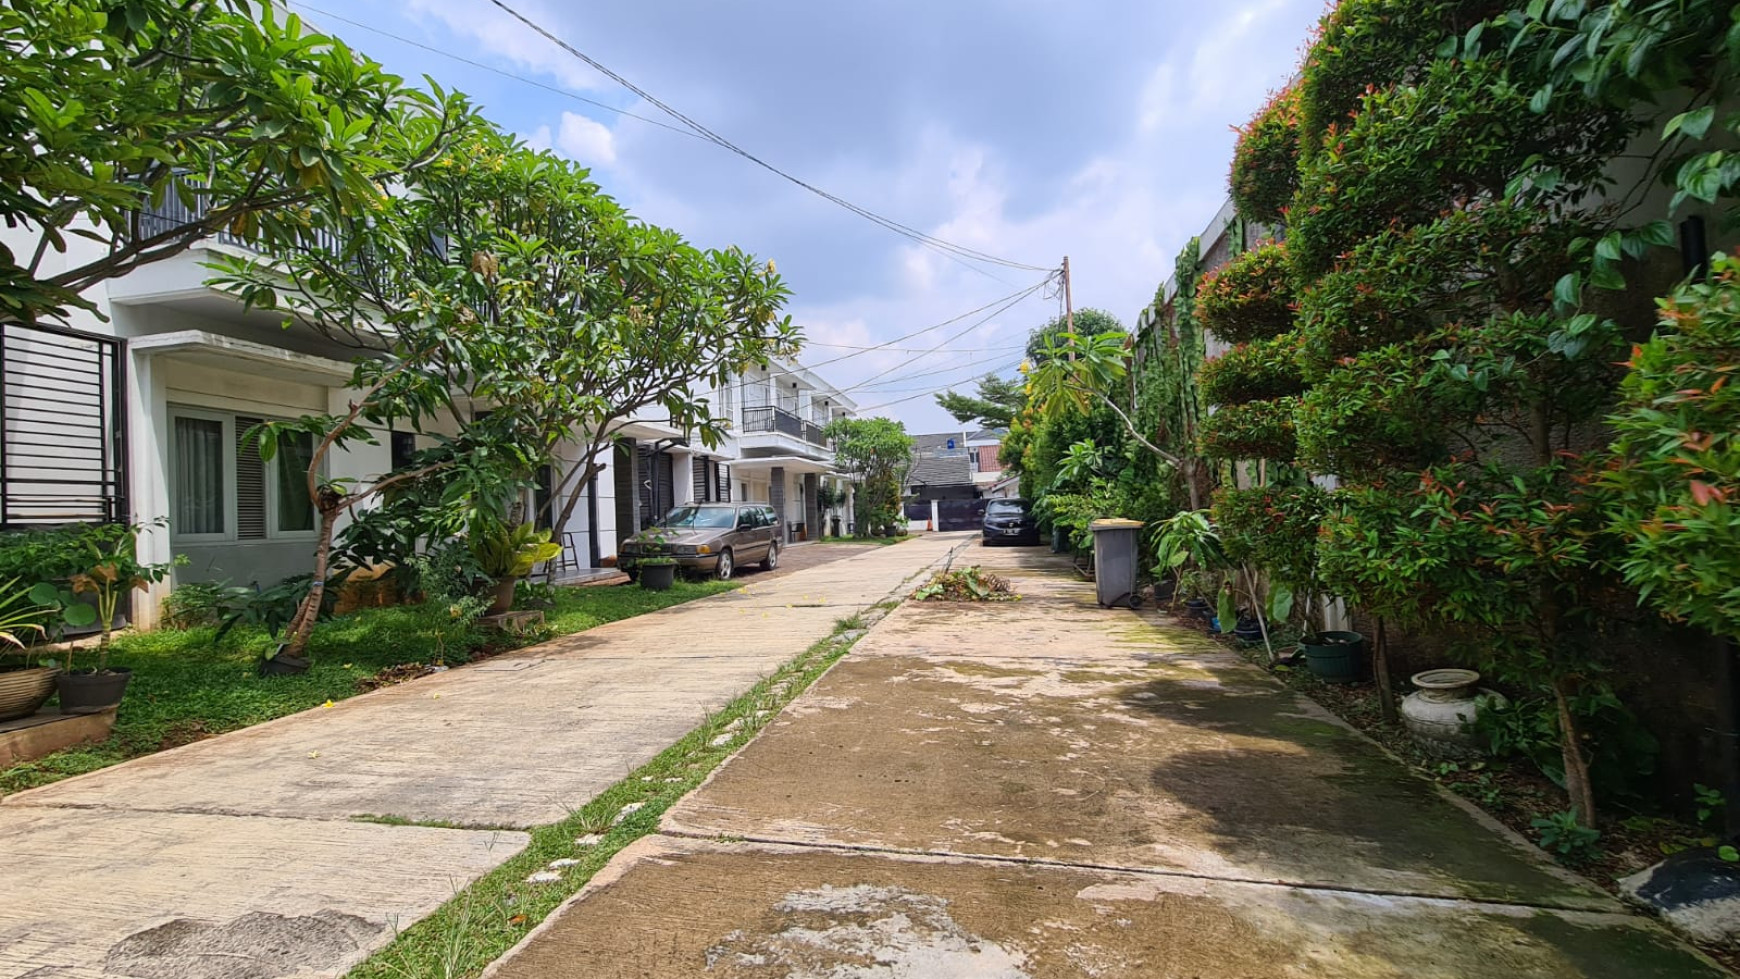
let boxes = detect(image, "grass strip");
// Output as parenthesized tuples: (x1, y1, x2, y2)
(0, 579, 736, 796)
(349, 610, 882, 979)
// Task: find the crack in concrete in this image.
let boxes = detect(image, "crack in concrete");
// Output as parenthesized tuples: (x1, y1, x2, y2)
(656, 820, 1626, 916)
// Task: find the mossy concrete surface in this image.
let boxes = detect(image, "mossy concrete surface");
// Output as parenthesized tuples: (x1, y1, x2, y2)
(488, 545, 1729, 979)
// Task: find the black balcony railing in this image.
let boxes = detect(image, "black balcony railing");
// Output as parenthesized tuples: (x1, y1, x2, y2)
(134, 183, 349, 258)
(741, 406, 830, 448)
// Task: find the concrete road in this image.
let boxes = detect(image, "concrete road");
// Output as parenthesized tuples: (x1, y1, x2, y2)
(0, 534, 966, 979)
(486, 545, 1728, 979)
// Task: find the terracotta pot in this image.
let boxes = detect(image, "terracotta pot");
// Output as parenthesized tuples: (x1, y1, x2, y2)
(1401, 668, 1505, 759)
(0, 666, 60, 721)
(487, 577, 518, 615)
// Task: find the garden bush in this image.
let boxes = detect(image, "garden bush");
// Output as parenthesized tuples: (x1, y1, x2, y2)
(1211, 484, 1328, 592)
(1606, 255, 1740, 642)
(1229, 86, 1300, 225)
(1197, 397, 1298, 462)
(1194, 242, 1293, 345)
(1198, 334, 1306, 407)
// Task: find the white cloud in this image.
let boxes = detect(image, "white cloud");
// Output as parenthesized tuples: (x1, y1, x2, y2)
(554, 112, 617, 166)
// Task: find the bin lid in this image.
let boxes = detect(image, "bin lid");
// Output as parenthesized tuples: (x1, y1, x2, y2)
(1088, 519, 1144, 530)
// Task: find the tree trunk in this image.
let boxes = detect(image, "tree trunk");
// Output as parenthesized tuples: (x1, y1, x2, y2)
(1373, 617, 1398, 724)
(1551, 674, 1597, 828)
(283, 505, 340, 660)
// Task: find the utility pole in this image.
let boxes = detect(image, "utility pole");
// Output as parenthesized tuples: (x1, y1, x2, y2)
(1062, 255, 1075, 360)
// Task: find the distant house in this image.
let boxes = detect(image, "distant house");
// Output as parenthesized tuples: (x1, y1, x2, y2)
(906, 432, 979, 504)
(965, 429, 1017, 499)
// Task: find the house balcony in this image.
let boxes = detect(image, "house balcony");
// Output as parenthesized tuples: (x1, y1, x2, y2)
(738, 406, 832, 460)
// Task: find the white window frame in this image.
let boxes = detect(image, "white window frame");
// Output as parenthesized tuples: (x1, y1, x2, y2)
(168, 406, 321, 544)
(264, 425, 319, 542)
(169, 407, 235, 544)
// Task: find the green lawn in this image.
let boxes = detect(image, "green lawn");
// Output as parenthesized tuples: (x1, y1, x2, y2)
(0, 579, 735, 796)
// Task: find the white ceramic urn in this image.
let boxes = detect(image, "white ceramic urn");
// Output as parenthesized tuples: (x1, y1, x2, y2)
(1400, 669, 1502, 759)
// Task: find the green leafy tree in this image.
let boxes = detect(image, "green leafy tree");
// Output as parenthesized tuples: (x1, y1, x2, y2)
(935, 373, 1024, 429)
(824, 417, 914, 538)
(0, 0, 465, 323)
(1606, 256, 1740, 643)
(217, 124, 796, 660)
(1025, 308, 1124, 363)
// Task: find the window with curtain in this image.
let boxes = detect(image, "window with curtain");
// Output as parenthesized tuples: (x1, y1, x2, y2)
(173, 416, 225, 535)
(274, 429, 316, 533)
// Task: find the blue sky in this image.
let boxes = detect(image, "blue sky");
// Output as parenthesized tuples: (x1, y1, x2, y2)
(291, 0, 1324, 432)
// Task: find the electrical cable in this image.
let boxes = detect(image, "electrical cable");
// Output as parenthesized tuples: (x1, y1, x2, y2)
(853, 358, 1027, 412)
(773, 276, 1053, 375)
(287, 1, 705, 142)
(839, 279, 1047, 394)
(477, 0, 1056, 275)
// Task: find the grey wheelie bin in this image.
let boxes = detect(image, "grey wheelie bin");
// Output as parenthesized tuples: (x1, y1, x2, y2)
(1089, 518, 1144, 609)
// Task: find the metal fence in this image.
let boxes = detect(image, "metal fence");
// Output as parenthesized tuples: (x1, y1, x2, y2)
(0, 323, 127, 526)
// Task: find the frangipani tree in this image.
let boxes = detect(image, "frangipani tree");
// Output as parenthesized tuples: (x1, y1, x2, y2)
(0, 0, 464, 323)
(216, 122, 796, 661)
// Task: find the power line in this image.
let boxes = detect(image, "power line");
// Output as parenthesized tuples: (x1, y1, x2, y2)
(802, 340, 1024, 355)
(781, 276, 1053, 375)
(854, 358, 1027, 412)
(477, 0, 1056, 276)
(840, 283, 1046, 394)
(849, 351, 1025, 390)
(288, 1, 703, 142)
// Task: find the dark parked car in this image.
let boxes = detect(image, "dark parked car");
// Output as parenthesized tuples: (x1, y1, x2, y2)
(981, 498, 1041, 546)
(619, 503, 781, 580)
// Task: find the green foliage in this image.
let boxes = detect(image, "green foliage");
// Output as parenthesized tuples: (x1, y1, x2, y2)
(1297, 0, 1509, 166)
(1473, 694, 1659, 803)
(1211, 485, 1329, 593)
(1695, 783, 1726, 828)
(1532, 809, 1603, 862)
(825, 417, 914, 537)
(1291, 54, 1626, 278)
(1024, 330, 1132, 423)
(467, 521, 561, 580)
(1605, 257, 1740, 641)
(1151, 509, 1228, 579)
(1198, 334, 1307, 407)
(1197, 397, 1298, 462)
(210, 575, 332, 646)
(1025, 308, 1125, 364)
(1194, 242, 1294, 345)
(935, 372, 1024, 429)
(1230, 86, 1301, 225)
(913, 566, 1017, 602)
(26, 521, 180, 670)
(0, 0, 466, 323)
(1034, 482, 1121, 551)
(0, 578, 48, 653)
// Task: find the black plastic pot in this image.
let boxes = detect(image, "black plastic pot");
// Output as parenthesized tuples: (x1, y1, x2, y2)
(56, 668, 131, 714)
(1299, 631, 1366, 684)
(1233, 617, 1264, 643)
(260, 649, 311, 677)
(1183, 597, 1213, 619)
(639, 563, 677, 592)
(1151, 579, 1177, 603)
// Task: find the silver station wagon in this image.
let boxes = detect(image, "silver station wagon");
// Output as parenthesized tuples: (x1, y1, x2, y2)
(619, 503, 782, 580)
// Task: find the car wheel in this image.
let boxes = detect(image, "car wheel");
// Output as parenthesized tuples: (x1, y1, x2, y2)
(716, 548, 734, 580)
(761, 541, 780, 571)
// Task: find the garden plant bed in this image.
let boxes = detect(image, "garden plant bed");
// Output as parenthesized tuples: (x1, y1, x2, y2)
(1166, 608, 1739, 970)
(0, 578, 735, 797)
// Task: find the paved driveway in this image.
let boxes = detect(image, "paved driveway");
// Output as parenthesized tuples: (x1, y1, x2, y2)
(485, 544, 1727, 979)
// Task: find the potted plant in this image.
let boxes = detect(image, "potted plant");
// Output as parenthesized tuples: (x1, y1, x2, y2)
(467, 520, 561, 614)
(31, 522, 179, 713)
(1152, 510, 1228, 616)
(636, 526, 679, 592)
(0, 579, 52, 721)
(211, 575, 332, 676)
